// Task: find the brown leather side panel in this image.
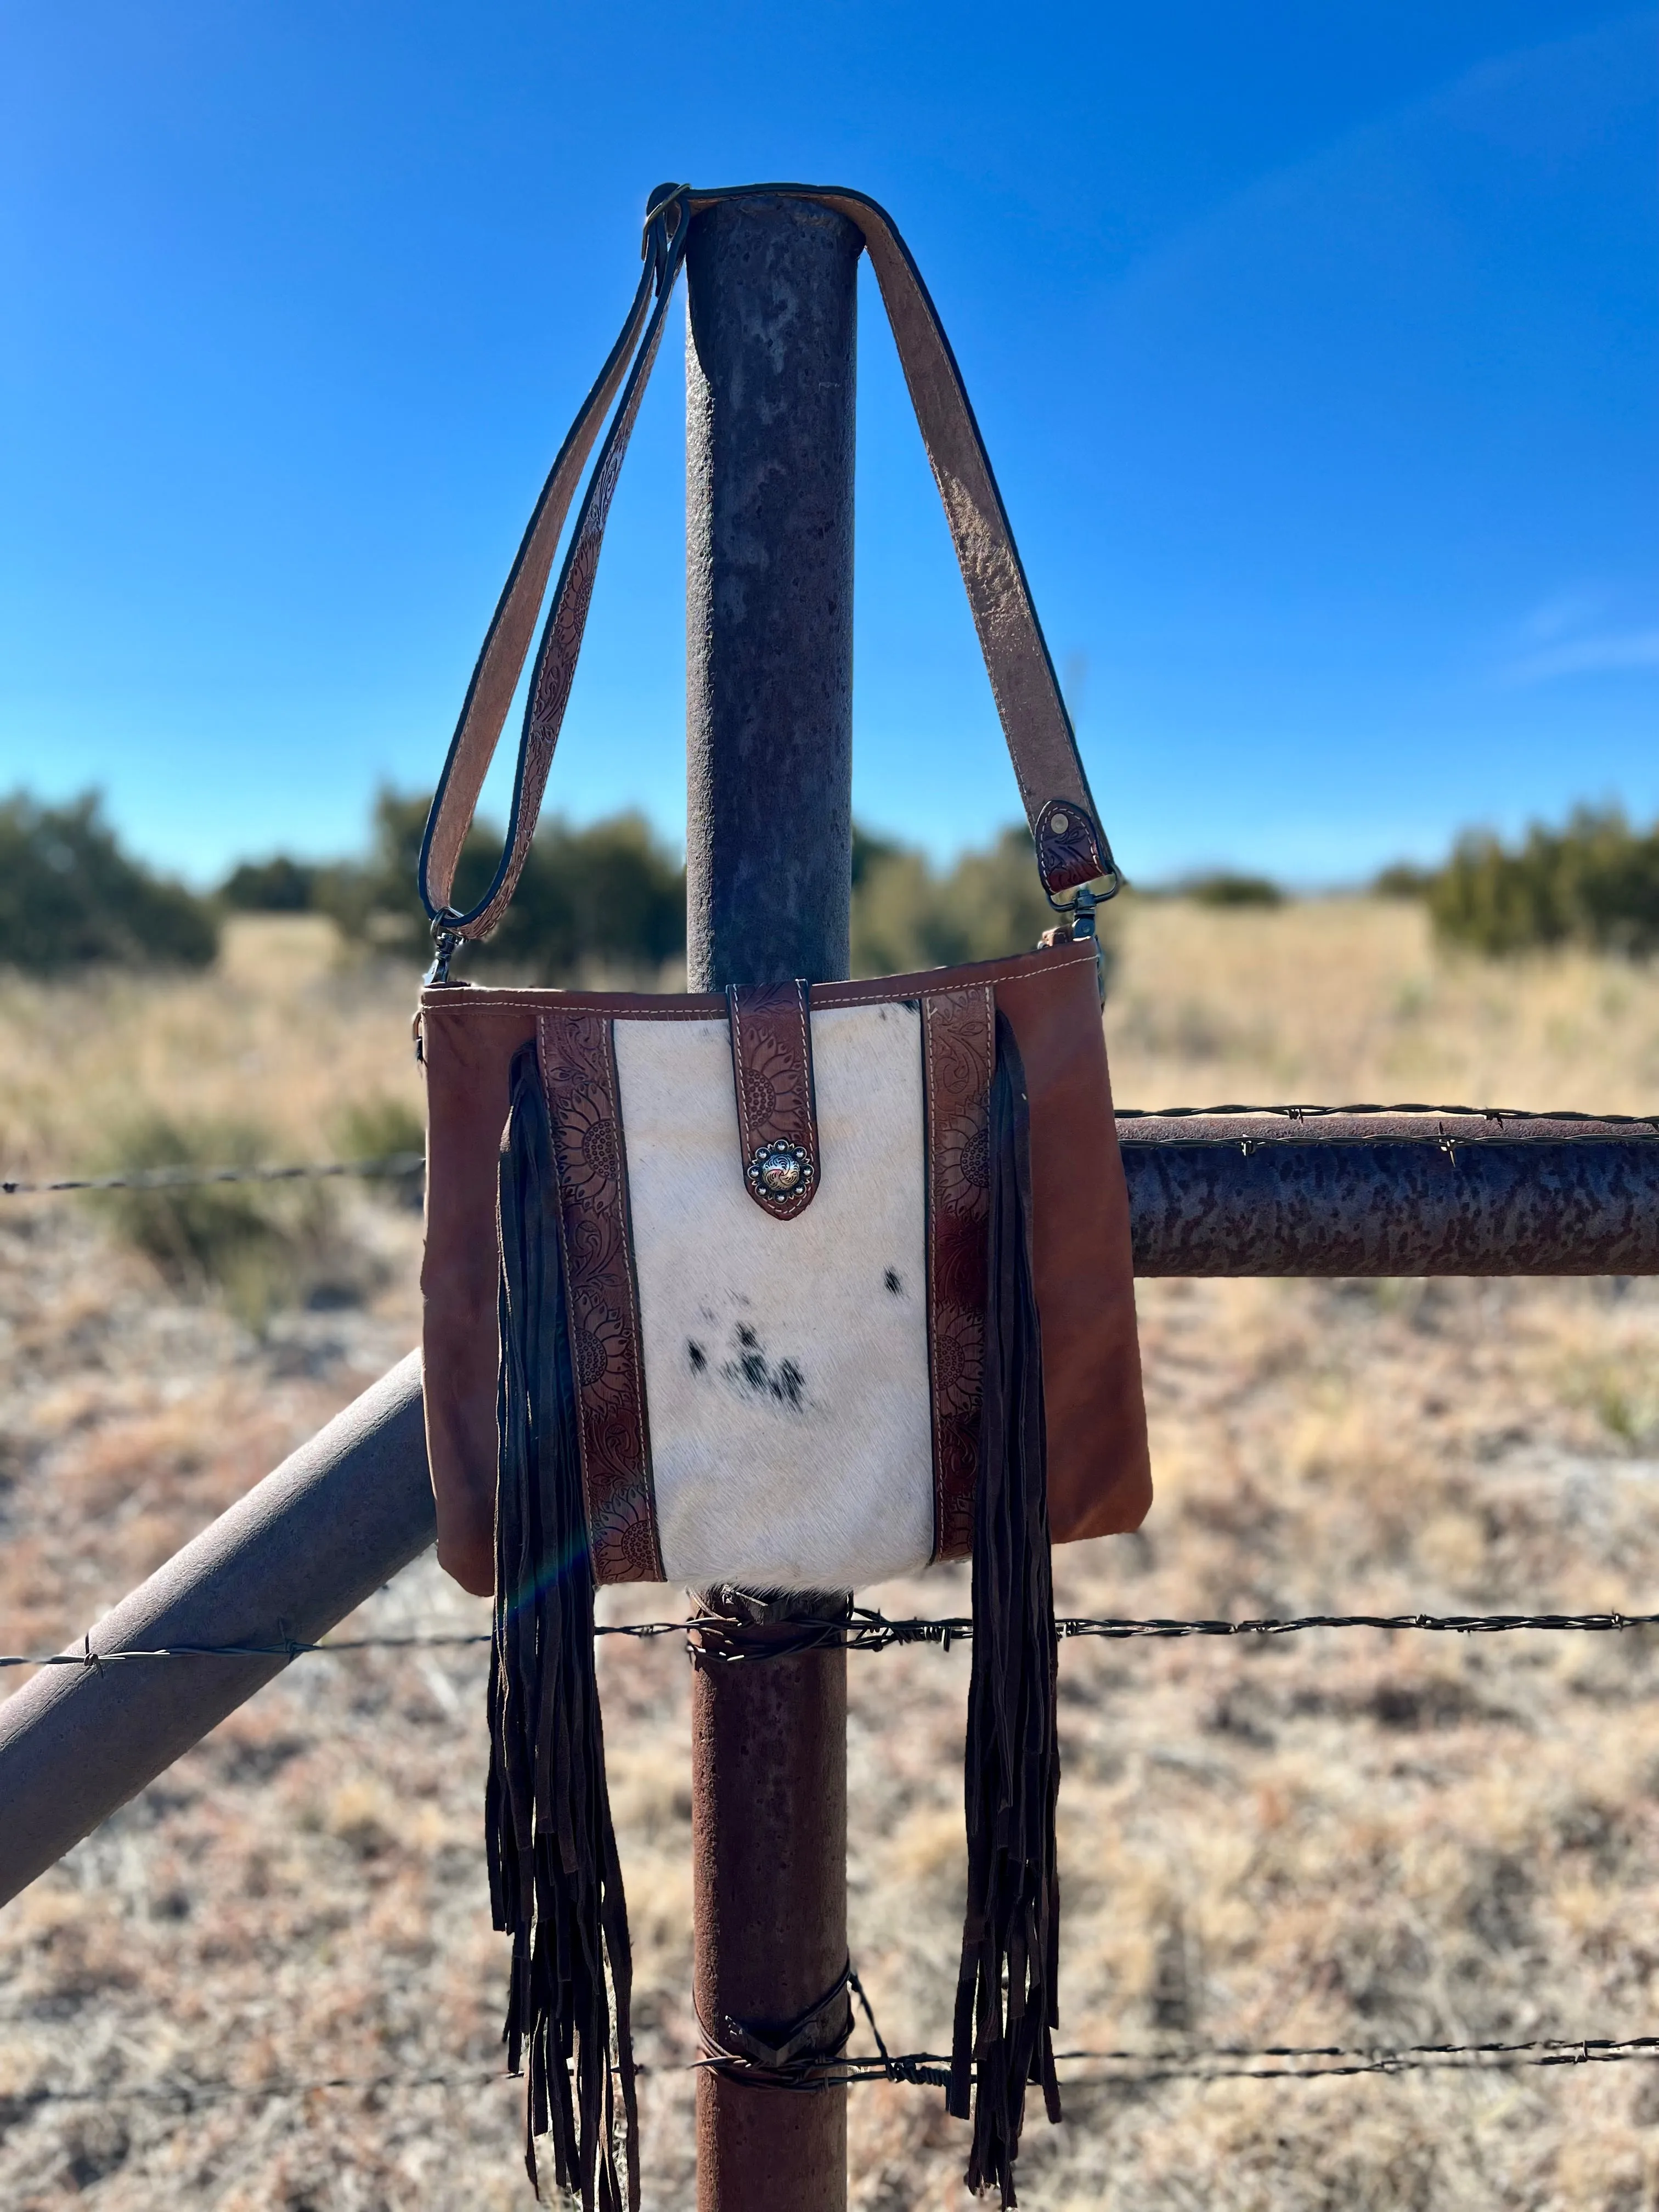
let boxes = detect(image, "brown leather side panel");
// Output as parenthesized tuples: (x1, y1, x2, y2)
(420, 995, 539, 1595)
(994, 957, 1152, 1542)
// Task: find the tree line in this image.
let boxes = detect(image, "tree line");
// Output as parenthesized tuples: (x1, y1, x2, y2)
(0, 789, 1067, 981)
(4, 787, 1656, 975)
(1375, 808, 1659, 958)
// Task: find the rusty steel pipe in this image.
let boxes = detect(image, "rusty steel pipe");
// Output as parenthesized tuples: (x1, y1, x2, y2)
(1119, 1115, 1659, 1276)
(689, 1591, 850, 2212)
(684, 193, 861, 2211)
(0, 1353, 433, 1908)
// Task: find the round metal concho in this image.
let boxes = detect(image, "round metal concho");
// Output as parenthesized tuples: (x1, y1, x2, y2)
(747, 1139, 813, 1202)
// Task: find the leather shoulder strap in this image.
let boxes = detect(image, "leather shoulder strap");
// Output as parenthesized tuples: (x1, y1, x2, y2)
(421, 184, 1116, 945)
(800, 186, 1112, 901)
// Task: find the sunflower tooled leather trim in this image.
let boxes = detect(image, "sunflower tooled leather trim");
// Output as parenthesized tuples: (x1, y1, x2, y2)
(726, 980, 820, 1221)
(537, 1011, 664, 1585)
(921, 984, 995, 1562)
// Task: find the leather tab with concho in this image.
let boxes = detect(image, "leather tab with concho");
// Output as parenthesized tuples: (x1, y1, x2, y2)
(726, 980, 820, 1221)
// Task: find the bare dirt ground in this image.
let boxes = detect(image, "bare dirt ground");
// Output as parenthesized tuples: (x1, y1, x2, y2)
(4, 901, 1659, 2210)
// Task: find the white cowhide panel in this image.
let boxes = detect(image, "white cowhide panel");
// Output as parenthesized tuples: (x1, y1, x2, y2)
(612, 1001, 935, 1591)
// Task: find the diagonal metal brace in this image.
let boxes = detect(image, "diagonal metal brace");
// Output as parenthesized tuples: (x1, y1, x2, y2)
(0, 1352, 435, 1908)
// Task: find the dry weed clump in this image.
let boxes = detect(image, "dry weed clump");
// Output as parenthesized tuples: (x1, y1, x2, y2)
(3, 900, 1659, 2207)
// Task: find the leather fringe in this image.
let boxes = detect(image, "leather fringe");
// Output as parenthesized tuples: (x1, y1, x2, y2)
(487, 1045, 639, 2210)
(949, 1013, 1062, 2206)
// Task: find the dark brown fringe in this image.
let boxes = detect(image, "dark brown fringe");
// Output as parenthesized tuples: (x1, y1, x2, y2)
(487, 1044, 639, 2210)
(948, 1013, 1062, 2207)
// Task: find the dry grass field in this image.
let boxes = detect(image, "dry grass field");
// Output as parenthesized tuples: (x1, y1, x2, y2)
(4, 899, 1659, 2210)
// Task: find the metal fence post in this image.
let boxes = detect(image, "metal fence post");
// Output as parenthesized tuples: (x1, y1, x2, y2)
(684, 191, 861, 2212)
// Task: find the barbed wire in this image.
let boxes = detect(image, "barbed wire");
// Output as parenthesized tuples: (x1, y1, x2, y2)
(7, 1602, 1659, 1672)
(687, 1604, 1659, 1660)
(0, 2070, 510, 2115)
(682, 2032, 1659, 2090)
(1112, 1103, 1659, 1128)
(0, 1630, 492, 1671)
(8, 2033, 1659, 2121)
(0, 1154, 425, 1198)
(3, 1105, 1656, 1200)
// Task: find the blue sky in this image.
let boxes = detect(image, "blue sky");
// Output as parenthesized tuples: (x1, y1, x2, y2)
(3, 1, 1655, 887)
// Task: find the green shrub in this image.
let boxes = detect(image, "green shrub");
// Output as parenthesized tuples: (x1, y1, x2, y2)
(331, 1096, 426, 1210)
(91, 1114, 356, 1328)
(504, 811, 687, 979)
(221, 855, 319, 912)
(1177, 870, 1285, 910)
(1428, 809, 1659, 958)
(1372, 862, 1436, 900)
(313, 791, 689, 981)
(0, 792, 218, 973)
(851, 823, 905, 887)
(850, 825, 1119, 983)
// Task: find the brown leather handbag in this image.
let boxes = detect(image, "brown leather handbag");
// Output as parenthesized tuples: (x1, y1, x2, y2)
(415, 185, 1149, 2211)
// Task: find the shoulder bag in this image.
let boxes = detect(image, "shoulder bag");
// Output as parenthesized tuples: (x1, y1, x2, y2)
(414, 184, 1150, 2211)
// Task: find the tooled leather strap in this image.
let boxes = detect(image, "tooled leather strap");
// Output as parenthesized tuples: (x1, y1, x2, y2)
(805, 187, 1110, 900)
(421, 183, 1114, 941)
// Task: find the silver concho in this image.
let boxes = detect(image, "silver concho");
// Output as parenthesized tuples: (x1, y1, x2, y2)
(747, 1138, 813, 1203)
